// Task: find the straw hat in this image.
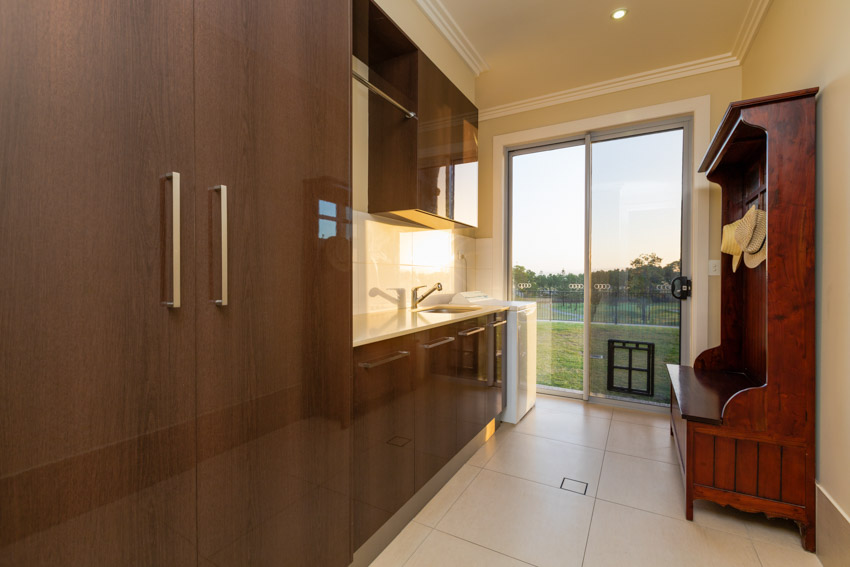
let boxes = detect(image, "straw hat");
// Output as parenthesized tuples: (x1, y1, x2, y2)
(720, 219, 743, 272)
(735, 205, 767, 269)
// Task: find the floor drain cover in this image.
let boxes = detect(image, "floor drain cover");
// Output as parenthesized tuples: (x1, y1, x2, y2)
(560, 477, 588, 495)
(386, 436, 411, 447)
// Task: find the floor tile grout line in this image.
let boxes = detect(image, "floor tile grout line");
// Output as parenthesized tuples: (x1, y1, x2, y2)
(592, 496, 768, 543)
(426, 464, 484, 530)
(429, 527, 539, 566)
(751, 538, 766, 567)
(479, 466, 600, 498)
(610, 418, 672, 430)
(396, 523, 434, 567)
(507, 428, 608, 454)
(534, 406, 612, 421)
(509, 429, 608, 451)
(602, 447, 680, 466)
(582, 427, 611, 567)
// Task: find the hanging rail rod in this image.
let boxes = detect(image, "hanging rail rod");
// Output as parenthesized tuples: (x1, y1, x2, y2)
(352, 71, 417, 120)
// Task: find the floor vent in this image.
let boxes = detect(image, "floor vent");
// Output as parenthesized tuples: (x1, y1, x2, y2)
(560, 477, 588, 495)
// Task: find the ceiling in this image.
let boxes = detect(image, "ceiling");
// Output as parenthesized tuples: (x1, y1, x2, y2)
(415, 0, 770, 114)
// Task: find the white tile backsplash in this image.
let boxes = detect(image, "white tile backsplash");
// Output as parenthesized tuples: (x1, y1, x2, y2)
(352, 210, 478, 315)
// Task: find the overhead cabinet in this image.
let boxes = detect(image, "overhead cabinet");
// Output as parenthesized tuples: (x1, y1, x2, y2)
(0, 1, 352, 566)
(354, 0, 479, 229)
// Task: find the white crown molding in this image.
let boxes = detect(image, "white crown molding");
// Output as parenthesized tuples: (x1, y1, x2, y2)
(732, 0, 772, 60)
(415, 0, 490, 76)
(474, 0, 771, 122)
(479, 53, 739, 121)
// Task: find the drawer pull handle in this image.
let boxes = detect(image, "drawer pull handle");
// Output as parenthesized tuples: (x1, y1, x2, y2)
(489, 320, 507, 328)
(358, 350, 410, 369)
(423, 337, 455, 349)
(458, 326, 486, 337)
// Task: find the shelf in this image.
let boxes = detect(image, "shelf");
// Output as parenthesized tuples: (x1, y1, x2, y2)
(667, 365, 761, 425)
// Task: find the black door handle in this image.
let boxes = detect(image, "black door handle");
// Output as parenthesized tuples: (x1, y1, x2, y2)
(670, 276, 691, 300)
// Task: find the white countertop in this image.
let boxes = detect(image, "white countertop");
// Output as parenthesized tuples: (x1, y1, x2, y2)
(353, 305, 508, 347)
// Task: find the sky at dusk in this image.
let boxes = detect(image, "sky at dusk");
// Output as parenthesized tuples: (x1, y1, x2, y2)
(511, 129, 683, 275)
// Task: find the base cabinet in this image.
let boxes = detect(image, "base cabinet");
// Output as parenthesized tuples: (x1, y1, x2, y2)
(353, 313, 505, 550)
(353, 336, 416, 550)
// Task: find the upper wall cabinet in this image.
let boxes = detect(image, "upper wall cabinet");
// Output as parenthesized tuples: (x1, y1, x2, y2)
(354, 0, 478, 229)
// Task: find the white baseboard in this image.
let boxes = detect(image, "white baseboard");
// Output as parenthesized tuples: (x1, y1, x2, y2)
(817, 484, 850, 566)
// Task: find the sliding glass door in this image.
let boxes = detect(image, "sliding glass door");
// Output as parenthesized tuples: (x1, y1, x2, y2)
(510, 142, 585, 395)
(509, 120, 690, 407)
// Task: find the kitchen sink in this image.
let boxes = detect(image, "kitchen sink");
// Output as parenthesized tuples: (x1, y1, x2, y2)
(415, 305, 482, 314)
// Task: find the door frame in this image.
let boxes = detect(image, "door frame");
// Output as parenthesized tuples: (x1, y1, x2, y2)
(493, 96, 712, 401)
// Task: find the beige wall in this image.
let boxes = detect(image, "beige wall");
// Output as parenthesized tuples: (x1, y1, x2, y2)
(373, 0, 476, 103)
(742, 0, 850, 519)
(476, 67, 742, 344)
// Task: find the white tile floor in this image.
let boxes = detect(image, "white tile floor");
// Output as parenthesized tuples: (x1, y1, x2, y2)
(371, 395, 822, 567)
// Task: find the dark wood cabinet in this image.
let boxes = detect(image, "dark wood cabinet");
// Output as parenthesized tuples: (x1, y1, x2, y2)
(193, 1, 352, 565)
(490, 311, 508, 419)
(455, 316, 491, 450)
(356, 0, 478, 229)
(414, 325, 460, 490)
(354, 312, 505, 551)
(0, 1, 197, 564)
(353, 336, 416, 550)
(668, 88, 817, 551)
(0, 1, 352, 566)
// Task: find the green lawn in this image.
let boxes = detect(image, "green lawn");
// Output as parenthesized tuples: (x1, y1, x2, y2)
(536, 321, 679, 405)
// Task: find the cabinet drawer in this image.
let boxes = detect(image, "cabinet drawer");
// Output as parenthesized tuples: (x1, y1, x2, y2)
(353, 335, 415, 549)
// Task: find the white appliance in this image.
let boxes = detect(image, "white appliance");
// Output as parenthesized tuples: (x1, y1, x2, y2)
(451, 292, 537, 424)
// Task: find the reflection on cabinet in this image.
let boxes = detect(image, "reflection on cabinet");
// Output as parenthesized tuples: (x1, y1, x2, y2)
(355, 0, 478, 229)
(354, 313, 505, 551)
(353, 336, 416, 550)
(0, 1, 197, 564)
(0, 0, 352, 565)
(193, 1, 352, 564)
(414, 325, 460, 490)
(455, 317, 490, 450)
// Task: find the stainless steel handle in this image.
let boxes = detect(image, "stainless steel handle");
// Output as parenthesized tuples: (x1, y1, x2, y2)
(458, 326, 486, 337)
(210, 185, 228, 306)
(163, 172, 181, 308)
(358, 350, 411, 369)
(489, 320, 507, 328)
(423, 337, 455, 349)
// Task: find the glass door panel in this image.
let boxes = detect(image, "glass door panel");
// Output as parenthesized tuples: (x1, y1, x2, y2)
(510, 143, 585, 395)
(589, 129, 684, 406)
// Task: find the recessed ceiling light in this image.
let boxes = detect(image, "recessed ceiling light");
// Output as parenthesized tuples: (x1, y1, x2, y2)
(611, 8, 628, 20)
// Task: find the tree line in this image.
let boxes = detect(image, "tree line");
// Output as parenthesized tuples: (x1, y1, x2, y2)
(513, 253, 681, 294)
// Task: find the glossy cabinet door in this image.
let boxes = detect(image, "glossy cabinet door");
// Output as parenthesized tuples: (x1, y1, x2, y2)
(0, 1, 197, 565)
(353, 337, 416, 550)
(414, 326, 460, 490)
(193, 1, 352, 565)
(455, 317, 491, 450)
(417, 53, 478, 226)
(489, 313, 508, 417)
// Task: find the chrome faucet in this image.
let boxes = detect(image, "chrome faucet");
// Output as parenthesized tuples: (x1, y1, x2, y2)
(411, 282, 442, 309)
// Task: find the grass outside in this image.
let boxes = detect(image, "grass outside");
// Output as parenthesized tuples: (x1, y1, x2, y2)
(536, 321, 679, 405)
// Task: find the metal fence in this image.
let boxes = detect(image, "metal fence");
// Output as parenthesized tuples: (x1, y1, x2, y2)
(515, 289, 680, 327)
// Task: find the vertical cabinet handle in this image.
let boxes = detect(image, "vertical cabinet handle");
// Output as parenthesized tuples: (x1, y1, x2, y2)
(210, 185, 228, 306)
(163, 172, 181, 308)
